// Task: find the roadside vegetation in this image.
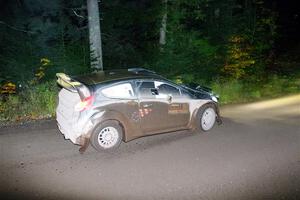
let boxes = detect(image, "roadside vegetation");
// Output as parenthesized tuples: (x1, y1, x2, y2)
(212, 76, 300, 104)
(1, 73, 299, 124)
(0, 0, 299, 124)
(0, 81, 57, 122)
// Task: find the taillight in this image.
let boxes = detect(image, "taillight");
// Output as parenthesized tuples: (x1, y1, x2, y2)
(74, 96, 94, 112)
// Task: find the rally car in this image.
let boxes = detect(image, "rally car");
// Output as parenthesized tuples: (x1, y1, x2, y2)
(56, 68, 222, 152)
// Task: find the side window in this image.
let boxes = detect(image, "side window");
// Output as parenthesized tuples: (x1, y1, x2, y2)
(156, 82, 180, 97)
(137, 81, 155, 98)
(137, 81, 181, 99)
(101, 83, 134, 99)
(181, 88, 192, 98)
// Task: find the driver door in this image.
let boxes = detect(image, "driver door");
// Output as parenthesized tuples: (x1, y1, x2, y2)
(136, 80, 190, 135)
(137, 81, 169, 134)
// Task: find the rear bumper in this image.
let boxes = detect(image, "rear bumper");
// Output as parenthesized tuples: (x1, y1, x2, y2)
(57, 122, 91, 146)
(57, 120, 79, 145)
(56, 110, 95, 146)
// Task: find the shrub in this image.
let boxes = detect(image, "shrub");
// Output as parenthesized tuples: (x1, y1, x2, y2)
(212, 76, 300, 104)
(0, 81, 58, 123)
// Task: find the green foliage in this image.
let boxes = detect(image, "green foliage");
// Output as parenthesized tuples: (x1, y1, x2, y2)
(153, 31, 220, 82)
(212, 76, 300, 104)
(149, 0, 223, 83)
(147, 0, 280, 83)
(0, 31, 40, 83)
(0, 0, 281, 84)
(223, 35, 256, 79)
(0, 81, 57, 122)
(0, 0, 299, 123)
(212, 80, 244, 104)
(101, 0, 160, 69)
(46, 41, 91, 78)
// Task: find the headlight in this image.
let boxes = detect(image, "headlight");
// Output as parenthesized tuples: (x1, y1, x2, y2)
(211, 95, 218, 103)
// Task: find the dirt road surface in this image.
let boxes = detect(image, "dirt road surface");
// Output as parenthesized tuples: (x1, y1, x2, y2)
(1, 95, 300, 200)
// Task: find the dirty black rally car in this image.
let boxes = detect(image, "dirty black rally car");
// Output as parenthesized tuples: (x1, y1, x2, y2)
(56, 68, 222, 152)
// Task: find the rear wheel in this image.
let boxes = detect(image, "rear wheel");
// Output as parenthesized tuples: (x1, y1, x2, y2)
(90, 120, 123, 151)
(198, 104, 216, 132)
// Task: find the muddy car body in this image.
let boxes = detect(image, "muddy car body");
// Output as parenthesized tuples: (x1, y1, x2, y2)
(56, 68, 221, 152)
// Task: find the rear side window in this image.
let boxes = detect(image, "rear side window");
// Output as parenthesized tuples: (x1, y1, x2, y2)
(101, 83, 134, 99)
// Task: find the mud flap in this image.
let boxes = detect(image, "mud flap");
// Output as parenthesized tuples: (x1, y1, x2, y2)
(216, 115, 223, 125)
(79, 137, 90, 154)
(215, 105, 223, 125)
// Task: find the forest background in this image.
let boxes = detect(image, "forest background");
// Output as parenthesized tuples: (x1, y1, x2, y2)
(0, 0, 299, 122)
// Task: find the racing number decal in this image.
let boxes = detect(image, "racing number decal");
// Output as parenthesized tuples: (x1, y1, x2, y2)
(168, 103, 188, 114)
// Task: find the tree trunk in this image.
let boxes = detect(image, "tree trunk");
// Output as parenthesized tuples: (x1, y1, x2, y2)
(159, 0, 167, 46)
(87, 0, 103, 70)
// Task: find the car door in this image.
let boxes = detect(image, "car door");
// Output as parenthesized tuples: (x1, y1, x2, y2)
(136, 80, 190, 135)
(155, 81, 190, 130)
(136, 80, 169, 134)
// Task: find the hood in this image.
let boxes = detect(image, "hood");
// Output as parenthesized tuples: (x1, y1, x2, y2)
(181, 82, 219, 102)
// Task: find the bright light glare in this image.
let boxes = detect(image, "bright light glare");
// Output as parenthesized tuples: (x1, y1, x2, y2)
(245, 94, 300, 110)
(221, 94, 300, 125)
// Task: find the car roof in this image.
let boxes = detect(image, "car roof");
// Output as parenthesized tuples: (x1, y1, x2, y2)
(73, 68, 164, 86)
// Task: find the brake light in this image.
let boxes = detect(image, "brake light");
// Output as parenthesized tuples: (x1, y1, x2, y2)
(75, 96, 94, 111)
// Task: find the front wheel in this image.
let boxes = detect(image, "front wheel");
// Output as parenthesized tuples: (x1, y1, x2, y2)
(198, 104, 217, 132)
(90, 120, 123, 152)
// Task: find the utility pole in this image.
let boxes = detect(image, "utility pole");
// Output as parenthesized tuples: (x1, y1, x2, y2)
(87, 0, 103, 70)
(159, 0, 167, 46)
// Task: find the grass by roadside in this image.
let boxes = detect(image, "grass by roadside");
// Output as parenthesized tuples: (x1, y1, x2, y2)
(0, 81, 57, 125)
(212, 76, 300, 104)
(0, 75, 299, 125)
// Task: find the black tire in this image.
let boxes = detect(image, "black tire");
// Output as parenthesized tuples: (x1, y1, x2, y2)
(90, 120, 123, 152)
(197, 103, 217, 132)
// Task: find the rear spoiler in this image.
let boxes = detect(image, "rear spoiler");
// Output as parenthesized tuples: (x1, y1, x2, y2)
(56, 73, 91, 100)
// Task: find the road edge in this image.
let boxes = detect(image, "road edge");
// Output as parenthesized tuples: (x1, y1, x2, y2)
(0, 119, 57, 134)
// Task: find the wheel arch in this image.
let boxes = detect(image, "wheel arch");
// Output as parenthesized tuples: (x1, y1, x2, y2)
(190, 101, 219, 130)
(89, 109, 138, 142)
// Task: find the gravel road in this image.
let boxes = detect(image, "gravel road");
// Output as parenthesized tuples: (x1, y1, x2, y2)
(1, 95, 299, 200)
